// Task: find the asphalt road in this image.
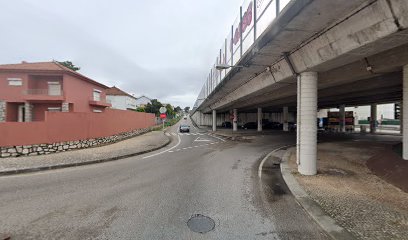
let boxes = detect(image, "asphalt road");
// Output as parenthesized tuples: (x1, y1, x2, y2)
(0, 118, 328, 239)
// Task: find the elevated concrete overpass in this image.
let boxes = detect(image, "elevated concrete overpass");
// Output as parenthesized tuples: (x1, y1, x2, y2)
(192, 0, 408, 175)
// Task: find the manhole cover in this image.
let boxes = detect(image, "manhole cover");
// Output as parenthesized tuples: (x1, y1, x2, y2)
(187, 214, 215, 233)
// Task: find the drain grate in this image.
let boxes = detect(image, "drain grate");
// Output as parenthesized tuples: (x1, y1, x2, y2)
(187, 214, 215, 234)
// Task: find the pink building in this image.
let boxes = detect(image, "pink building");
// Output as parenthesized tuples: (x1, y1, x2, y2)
(0, 61, 111, 122)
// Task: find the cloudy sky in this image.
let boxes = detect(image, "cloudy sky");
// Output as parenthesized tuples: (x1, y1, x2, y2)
(0, 0, 243, 108)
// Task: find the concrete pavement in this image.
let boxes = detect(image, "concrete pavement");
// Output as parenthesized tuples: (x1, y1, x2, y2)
(282, 140, 408, 240)
(0, 118, 329, 239)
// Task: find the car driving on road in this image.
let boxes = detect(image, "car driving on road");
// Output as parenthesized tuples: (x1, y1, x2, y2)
(179, 125, 190, 133)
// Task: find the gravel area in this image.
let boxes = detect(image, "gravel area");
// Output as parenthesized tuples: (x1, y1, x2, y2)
(0, 131, 169, 173)
(288, 141, 408, 240)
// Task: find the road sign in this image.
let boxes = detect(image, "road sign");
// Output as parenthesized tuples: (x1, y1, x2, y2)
(159, 107, 167, 114)
(160, 113, 167, 119)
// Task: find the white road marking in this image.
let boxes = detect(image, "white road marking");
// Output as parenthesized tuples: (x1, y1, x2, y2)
(171, 133, 177, 136)
(258, 145, 294, 179)
(143, 134, 182, 159)
(165, 133, 171, 136)
(194, 137, 211, 142)
(208, 134, 226, 142)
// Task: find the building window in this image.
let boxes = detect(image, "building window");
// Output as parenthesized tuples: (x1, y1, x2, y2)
(48, 107, 61, 112)
(93, 109, 102, 113)
(8, 78, 22, 86)
(93, 89, 101, 101)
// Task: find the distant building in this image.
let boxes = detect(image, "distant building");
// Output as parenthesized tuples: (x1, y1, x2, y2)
(106, 86, 137, 110)
(328, 103, 397, 121)
(135, 96, 151, 108)
(0, 61, 111, 122)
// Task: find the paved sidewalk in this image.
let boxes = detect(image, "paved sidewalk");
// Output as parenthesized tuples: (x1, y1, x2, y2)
(0, 131, 170, 175)
(286, 141, 408, 240)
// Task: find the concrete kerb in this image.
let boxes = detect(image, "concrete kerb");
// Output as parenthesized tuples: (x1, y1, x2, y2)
(0, 132, 172, 177)
(279, 147, 356, 240)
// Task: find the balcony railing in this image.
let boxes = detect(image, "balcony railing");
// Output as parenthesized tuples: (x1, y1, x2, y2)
(89, 97, 112, 107)
(24, 89, 62, 96)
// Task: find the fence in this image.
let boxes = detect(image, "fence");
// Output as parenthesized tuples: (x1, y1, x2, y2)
(194, 0, 291, 109)
(0, 109, 156, 147)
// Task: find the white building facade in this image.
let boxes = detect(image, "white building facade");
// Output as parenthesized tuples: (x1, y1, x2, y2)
(106, 87, 137, 111)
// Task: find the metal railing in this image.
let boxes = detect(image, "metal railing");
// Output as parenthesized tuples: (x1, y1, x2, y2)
(24, 89, 63, 96)
(194, 0, 291, 109)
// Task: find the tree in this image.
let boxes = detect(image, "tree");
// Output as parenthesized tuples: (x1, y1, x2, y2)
(166, 104, 175, 119)
(184, 106, 190, 113)
(136, 107, 145, 112)
(57, 61, 80, 71)
(145, 99, 163, 116)
(174, 106, 182, 113)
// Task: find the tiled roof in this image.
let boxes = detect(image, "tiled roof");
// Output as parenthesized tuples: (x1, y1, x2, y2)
(137, 95, 151, 100)
(0, 61, 109, 88)
(106, 86, 136, 99)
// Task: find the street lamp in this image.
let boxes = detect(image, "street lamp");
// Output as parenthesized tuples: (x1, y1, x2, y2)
(215, 63, 245, 70)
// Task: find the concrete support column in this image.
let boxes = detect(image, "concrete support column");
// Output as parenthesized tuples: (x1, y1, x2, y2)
(24, 102, 33, 122)
(298, 72, 318, 176)
(257, 108, 262, 132)
(283, 106, 289, 131)
(212, 109, 217, 132)
(400, 102, 403, 134)
(296, 75, 301, 165)
(233, 109, 238, 131)
(62, 102, 69, 112)
(403, 65, 408, 160)
(370, 104, 377, 134)
(0, 100, 6, 122)
(339, 104, 346, 132)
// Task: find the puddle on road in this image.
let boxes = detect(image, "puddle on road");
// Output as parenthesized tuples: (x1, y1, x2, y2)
(259, 156, 290, 200)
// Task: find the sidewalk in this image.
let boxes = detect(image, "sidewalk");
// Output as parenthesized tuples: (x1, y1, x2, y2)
(0, 131, 170, 176)
(284, 141, 408, 240)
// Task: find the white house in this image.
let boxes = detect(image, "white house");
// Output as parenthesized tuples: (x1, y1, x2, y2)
(135, 96, 152, 108)
(106, 86, 137, 111)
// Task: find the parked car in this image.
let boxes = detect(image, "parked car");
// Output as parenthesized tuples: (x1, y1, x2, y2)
(179, 125, 190, 133)
(183, 116, 187, 120)
(288, 122, 296, 131)
(221, 121, 232, 128)
(264, 121, 283, 130)
(242, 122, 257, 129)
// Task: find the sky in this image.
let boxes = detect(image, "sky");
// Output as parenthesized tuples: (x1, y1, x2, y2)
(0, 0, 243, 108)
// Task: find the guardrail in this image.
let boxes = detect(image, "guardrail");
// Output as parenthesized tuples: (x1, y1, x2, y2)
(194, 0, 290, 109)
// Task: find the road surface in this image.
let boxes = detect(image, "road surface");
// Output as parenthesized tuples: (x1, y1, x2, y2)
(0, 118, 328, 239)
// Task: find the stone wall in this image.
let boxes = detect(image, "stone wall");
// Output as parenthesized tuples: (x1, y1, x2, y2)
(0, 127, 151, 158)
(0, 100, 6, 122)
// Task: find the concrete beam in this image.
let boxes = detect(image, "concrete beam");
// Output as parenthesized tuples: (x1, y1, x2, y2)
(200, 0, 408, 113)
